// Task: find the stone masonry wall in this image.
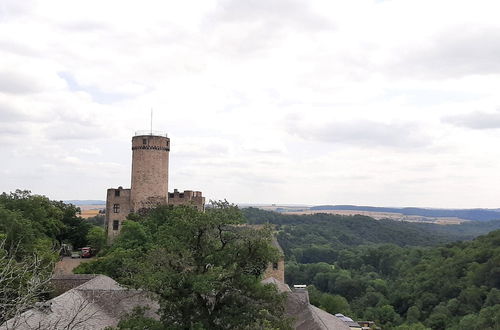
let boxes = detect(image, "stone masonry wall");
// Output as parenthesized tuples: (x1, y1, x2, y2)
(130, 135, 170, 212)
(106, 187, 131, 241)
(168, 189, 205, 211)
(263, 257, 285, 283)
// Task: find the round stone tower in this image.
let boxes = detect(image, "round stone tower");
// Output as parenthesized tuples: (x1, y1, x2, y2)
(130, 131, 170, 213)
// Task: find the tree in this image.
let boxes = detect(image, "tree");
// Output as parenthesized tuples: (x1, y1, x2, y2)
(0, 241, 53, 325)
(77, 202, 292, 329)
(319, 294, 351, 316)
(86, 226, 106, 252)
(0, 190, 91, 251)
(406, 306, 421, 324)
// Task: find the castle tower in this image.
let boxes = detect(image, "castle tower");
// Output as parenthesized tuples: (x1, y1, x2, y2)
(130, 131, 170, 213)
(106, 130, 204, 241)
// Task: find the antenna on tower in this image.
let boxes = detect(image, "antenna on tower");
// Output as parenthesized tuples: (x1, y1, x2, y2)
(150, 108, 153, 135)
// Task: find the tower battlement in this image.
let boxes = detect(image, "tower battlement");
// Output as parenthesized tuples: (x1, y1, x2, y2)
(168, 189, 205, 211)
(105, 132, 205, 240)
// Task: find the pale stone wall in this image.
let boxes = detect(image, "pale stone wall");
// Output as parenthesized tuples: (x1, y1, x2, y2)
(130, 135, 170, 213)
(106, 187, 131, 241)
(263, 257, 285, 283)
(168, 189, 205, 211)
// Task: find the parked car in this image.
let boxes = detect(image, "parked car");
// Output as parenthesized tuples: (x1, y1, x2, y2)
(80, 247, 93, 258)
(71, 251, 81, 258)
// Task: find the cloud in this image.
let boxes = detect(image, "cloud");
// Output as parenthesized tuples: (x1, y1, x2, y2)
(287, 118, 431, 148)
(389, 27, 500, 78)
(204, 0, 335, 57)
(0, 70, 44, 94)
(0, 101, 26, 121)
(210, 0, 334, 31)
(0, 0, 35, 21)
(443, 110, 500, 129)
(44, 121, 108, 140)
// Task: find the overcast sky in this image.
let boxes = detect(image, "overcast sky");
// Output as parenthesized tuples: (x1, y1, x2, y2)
(2, 0, 500, 208)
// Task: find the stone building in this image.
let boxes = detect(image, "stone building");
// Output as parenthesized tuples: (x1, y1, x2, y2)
(106, 131, 205, 240)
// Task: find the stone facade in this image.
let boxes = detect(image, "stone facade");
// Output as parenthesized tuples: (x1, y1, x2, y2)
(263, 237, 285, 282)
(168, 189, 205, 211)
(263, 257, 285, 283)
(106, 132, 205, 240)
(105, 187, 131, 240)
(130, 135, 170, 212)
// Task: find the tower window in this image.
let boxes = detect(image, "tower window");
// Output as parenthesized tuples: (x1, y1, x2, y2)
(143, 138, 147, 145)
(113, 220, 119, 230)
(115, 190, 120, 197)
(273, 262, 279, 270)
(113, 204, 120, 213)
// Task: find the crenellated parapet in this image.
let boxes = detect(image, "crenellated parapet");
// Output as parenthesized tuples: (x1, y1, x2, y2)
(168, 189, 205, 211)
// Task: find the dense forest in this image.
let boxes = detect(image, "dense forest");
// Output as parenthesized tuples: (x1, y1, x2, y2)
(243, 208, 500, 329)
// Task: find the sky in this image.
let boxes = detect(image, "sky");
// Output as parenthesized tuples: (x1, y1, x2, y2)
(2, 0, 500, 208)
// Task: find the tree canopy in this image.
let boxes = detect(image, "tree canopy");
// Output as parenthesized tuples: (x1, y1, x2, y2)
(0, 189, 93, 256)
(76, 202, 292, 330)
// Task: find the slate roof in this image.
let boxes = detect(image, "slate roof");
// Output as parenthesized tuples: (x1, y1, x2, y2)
(1, 275, 158, 330)
(263, 277, 351, 330)
(4, 274, 352, 330)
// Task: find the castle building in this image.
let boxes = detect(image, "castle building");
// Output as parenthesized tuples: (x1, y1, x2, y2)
(106, 131, 205, 240)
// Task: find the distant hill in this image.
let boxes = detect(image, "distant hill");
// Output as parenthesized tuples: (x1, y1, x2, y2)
(310, 205, 500, 221)
(242, 207, 500, 260)
(64, 200, 106, 205)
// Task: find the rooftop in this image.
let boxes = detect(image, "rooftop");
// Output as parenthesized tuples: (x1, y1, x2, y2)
(134, 130, 168, 137)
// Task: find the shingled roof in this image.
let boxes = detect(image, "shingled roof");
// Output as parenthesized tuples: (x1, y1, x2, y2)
(1, 275, 158, 330)
(263, 277, 351, 330)
(4, 274, 353, 330)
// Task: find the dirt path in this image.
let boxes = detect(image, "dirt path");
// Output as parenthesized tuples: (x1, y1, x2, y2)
(54, 257, 93, 275)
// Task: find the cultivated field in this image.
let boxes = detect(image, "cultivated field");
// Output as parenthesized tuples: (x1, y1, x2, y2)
(76, 204, 105, 218)
(282, 209, 467, 225)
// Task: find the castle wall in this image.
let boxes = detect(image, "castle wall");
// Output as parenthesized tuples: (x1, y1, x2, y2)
(106, 187, 131, 241)
(130, 135, 170, 213)
(263, 236, 285, 282)
(263, 257, 285, 283)
(104, 132, 207, 240)
(168, 189, 205, 211)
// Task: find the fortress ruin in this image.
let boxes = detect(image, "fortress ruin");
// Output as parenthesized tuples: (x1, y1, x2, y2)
(105, 131, 205, 240)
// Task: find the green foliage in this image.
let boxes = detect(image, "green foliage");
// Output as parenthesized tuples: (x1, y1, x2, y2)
(288, 230, 500, 329)
(364, 304, 400, 327)
(0, 205, 36, 255)
(111, 307, 163, 330)
(86, 214, 105, 227)
(77, 202, 292, 329)
(86, 226, 106, 251)
(242, 208, 500, 264)
(0, 190, 95, 255)
(244, 208, 500, 329)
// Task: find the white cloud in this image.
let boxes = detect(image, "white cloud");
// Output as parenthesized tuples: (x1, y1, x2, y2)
(443, 110, 500, 129)
(1, 0, 500, 207)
